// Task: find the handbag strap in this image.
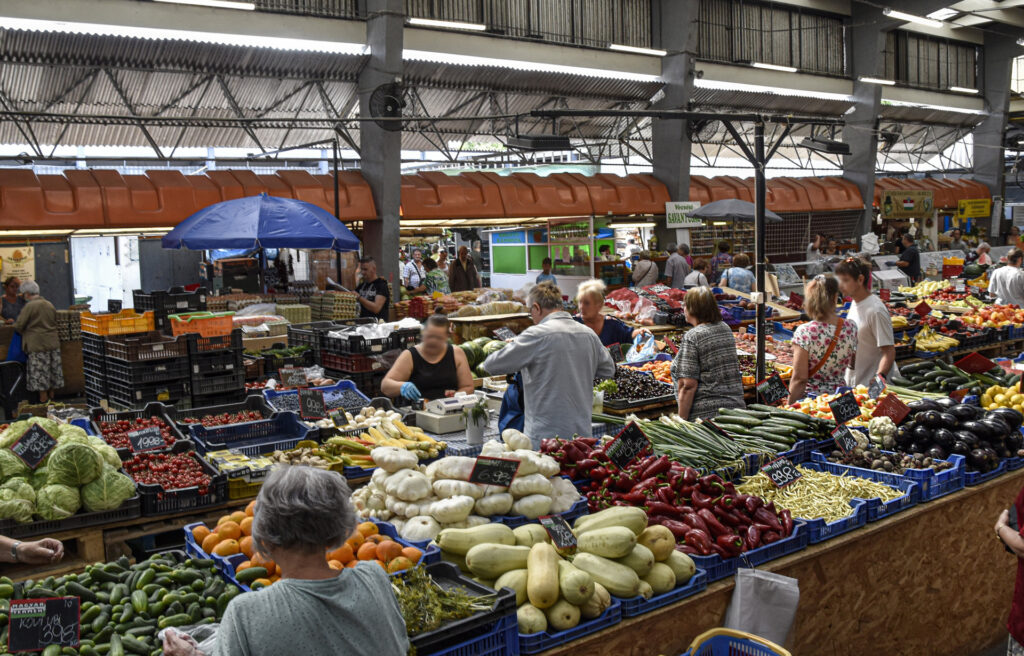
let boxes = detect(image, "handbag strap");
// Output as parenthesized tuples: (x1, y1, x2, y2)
(807, 318, 844, 379)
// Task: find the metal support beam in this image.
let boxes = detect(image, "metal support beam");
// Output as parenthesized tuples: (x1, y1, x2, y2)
(103, 68, 165, 159)
(215, 75, 266, 153)
(358, 0, 403, 286)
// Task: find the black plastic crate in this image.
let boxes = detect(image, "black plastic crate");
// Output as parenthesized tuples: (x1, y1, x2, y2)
(166, 394, 274, 433)
(83, 370, 107, 397)
(127, 441, 229, 517)
(190, 349, 243, 376)
(105, 331, 192, 362)
(190, 389, 248, 408)
(288, 319, 374, 355)
(190, 370, 246, 397)
(106, 379, 190, 410)
(81, 332, 109, 358)
(391, 327, 420, 350)
(106, 356, 191, 385)
(320, 352, 383, 373)
(328, 369, 386, 399)
(322, 331, 392, 356)
(133, 287, 208, 331)
(0, 495, 141, 539)
(263, 349, 314, 373)
(90, 402, 184, 456)
(189, 328, 243, 354)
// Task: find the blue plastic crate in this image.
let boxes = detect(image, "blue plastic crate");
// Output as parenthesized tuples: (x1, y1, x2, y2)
(770, 322, 794, 341)
(263, 379, 371, 414)
(805, 451, 920, 519)
(618, 569, 708, 617)
(189, 411, 313, 456)
(862, 479, 918, 522)
(431, 611, 518, 656)
(799, 498, 867, 544)
(372, 518, 442, 565)
(810, 449, 965, 503)
(964, 459, 1008, 486)
(687, 522, 808, 583)
(518, 599, 622, 654)
(1007, 455, 1024, 471)
(491, 496, 588, 529)
(70, 417, 95, 435)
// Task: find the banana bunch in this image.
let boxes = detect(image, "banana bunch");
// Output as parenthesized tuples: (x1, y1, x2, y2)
(968, 274, 988, 290)
(898, 280, 950, 296)
(891, 315, 910, 330)
(915, 326, 959, 352)
(350, 418, 446, 459)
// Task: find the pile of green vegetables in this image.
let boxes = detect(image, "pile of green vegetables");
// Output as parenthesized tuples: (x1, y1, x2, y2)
(391, 566, 496, 636)
(0, 418, 135, 524)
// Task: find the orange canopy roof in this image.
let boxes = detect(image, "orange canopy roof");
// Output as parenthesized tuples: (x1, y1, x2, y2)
(874, 177, 990, 210)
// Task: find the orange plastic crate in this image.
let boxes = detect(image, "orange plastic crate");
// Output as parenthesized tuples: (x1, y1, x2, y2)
(81, 310, 155, 336)
(168, 311, 235, 338)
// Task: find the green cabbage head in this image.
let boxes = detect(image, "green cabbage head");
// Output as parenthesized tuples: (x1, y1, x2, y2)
(47, 442, 102, 487)
(0, 489, 34, 523)
(94, 444, 120, 470)
(0, 477, 35, 503)
(30, 467, 49, 490)
(0, 417, 60, 449)
(57, 424, 89, 443)
(81, 466, 135, 513)
(36, 484, 80, 520)
(0, 449, 29, 482)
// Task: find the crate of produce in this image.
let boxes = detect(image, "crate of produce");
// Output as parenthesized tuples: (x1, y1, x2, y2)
(81, 310, 155, 336)
(0, 494, 141, 540)
(321, 352, 383, 373)
(190, 328, 243, 354)
(262, 346, 314, 372)
(169, 311, 235, 338)
(242, 355, 265, 380)
(133, 287, 208, 330)
(91, 401, 185, 455)
(166, 394, 275, 433)
(964, 458, 1008, 486)
(617, 569, 708, 618)
(322, 329, 393, 355)
(799, 498, 867, 544)
(519, 598, 622, 654)
(105, 356, 191, 385)
(191, 370, 246, 397)
(124, 440, 228, 516)
(191, 348, 243, 376)
(392, 327, 421, 350)
(190, 411, 314, 456)
(687, 522, 808, 583)
(329, 370, 387, 399)
(863, 479, 918, 521)
(264, 379, 371, 415)
(106, 378, 189, 410)
(103, 330, 192, 362)
(682, 628, 792, 656)
(810, 450, 965, 502)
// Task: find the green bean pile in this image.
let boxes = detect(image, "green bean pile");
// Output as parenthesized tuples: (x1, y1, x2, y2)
(737, 466, 905, 523)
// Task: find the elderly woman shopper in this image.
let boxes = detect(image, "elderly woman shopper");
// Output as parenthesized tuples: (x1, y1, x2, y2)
(976, 242, 994, 266)
(1, 277, 23, 323)
(719, 253, 756, 294)
(787, 275, 858, 404)
(14, 281, 62, 402)
(574, 279, 643, 348)
(671, 287, 744, 420)
(163, 465, 409, 656)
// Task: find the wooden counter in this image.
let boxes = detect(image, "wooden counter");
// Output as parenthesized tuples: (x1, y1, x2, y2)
(544, 468, 1024, 656)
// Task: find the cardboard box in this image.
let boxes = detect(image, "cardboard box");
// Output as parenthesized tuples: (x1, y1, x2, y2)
(243, 335, 289, 353)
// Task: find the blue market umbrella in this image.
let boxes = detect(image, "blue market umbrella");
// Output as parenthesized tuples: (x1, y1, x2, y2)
(690, 199, 783, 223)
(162, 194, 361, 251)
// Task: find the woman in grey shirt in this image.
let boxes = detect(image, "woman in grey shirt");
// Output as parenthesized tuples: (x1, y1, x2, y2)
(163, 466, 409, 656)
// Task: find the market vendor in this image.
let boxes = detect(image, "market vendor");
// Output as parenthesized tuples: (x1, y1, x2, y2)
(0, 535, 63, 565)
(1, 277, 24, 323)
(355, 256, 390, 320)
(947, 228, 969, 255)
(381, 310, 473, 403)
(894, 233, 921, 283)
(482, 283, 614, 446)
(574, 279, 646, 348)
(671, 287, 744, 420)
(163, 466, 409, 656)
(836, 257, 899, 387)
(989, 248, 1024, 306)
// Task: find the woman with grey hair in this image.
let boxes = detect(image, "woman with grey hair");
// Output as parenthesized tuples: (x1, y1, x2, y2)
(163, 465, 409, 656)
(13, 280, 62, 402)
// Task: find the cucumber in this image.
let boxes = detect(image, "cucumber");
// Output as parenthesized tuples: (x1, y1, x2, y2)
(712, 413, 760, 427)
(67, 581, 97, 603)
(719, 408, 771, 421)
(130, 590, 147, 614)
(763, 418, 805, 430)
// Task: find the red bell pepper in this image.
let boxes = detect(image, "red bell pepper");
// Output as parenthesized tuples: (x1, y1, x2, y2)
(577, 437, 598, 448)
(681, 512, 710, 534)
(681, 467, 699, 486)
(753, 507, 783, 533)
(590, 466, 609, 482)
(660, 519, 690, 540)
(691, 490, 715, 510)
(779, 509, 794, 537)
(641, 455, 671, 480)
(716, 533, 744, 557)
(647, 501, 683, 518)
(631, 476, 662, 495)
(697, 508, 731, 537)
(677, 544, 701, 555)
(744, 524, 761, 551)
(744, 495, 763, 514)
(698, 473, 724, 492)
(655, 486, 677, 505)
(684, 528, 713, 555)
(761, 531, 781, 544)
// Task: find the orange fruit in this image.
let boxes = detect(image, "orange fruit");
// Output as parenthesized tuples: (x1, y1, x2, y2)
(375, 560, 387, 570)
(236, 560, 252, 572)
(251, 554, 276, 573)
(245, 500, 257, 517)
(376, 541, 403, 563)
(218, 521, 242, 541)
(239, 536, 254, 558)
(229, 511, 247, 525)
(345, 560, 358, 568)
(357, 522, 379, 537)
(387, 557, 413, 574)
(327, 544, 354, 564)
(356, 542, 378, 561)
(192, 525, 211, 544)
(269, 575, 280, 583)
(401, 546, 423, 563)
(345, 532, 364, 550)
(213, 539, 239, 557)
(365, 534, 385, 545)
(239, 516, 254, 536)
(327, 560, 343, 570)
(201, 533, 221, 555)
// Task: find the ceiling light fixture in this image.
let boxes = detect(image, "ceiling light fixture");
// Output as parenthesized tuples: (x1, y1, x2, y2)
(403, 49, 662, 81)
(926, 8, 959, 21)
(859, 76, 897, 86)
(152, 0, 255, 10)
(407, 17, 487, 31)
(1019, 38, 1024, 47)
(751, 62, 797, 73)
(609, 44, 667, 57)
(0, 17, 367, 54)
(881, 99, 985, 115)
(882, 8, 944, 28)
(948, 86, 979, 94)
(799, 135, 851, 155)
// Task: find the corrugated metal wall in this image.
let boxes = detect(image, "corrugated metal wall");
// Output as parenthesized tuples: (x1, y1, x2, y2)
(253, 0, 359, 18)
(885, 32, 979, 91)
(696, 0, 845, 76)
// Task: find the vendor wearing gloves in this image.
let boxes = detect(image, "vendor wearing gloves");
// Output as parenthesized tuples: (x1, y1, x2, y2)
(836, 257, 899, 387)
(381, 310, 474, 403)
(989, 248, 1024, 307)
(482, 282, 615, 447)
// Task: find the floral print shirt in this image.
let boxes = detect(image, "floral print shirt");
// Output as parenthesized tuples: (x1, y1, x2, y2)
(792, 319, 858, 397)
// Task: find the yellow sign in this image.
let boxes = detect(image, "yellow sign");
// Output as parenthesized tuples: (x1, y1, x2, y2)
(0, 247, 34, 281)
(880, 190, 933, 219)
(957, 198, 991, 219)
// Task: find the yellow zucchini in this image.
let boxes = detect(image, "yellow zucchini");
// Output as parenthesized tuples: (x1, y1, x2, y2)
(576, 527, 637, 559)
(557, 559, 595, 606)
(663, 551, 696, 584)
(545, 599, 581, 632)
(637, 525, 675, 561)
(465, 544, 531, 579)
(517, 603, 547, 634)
(526, 543, 560, 609)
(494, 569, 528, 605)
(580, 582, 611, 619)
(512, 524, 550, 547)
(436, 524, 516, 556)
(642, 562, 676, 595)
(573, 506, 647, 537)
(637, 580, 654, 600)
(571, 552, 640, 598)
(615, 544, 655, 578)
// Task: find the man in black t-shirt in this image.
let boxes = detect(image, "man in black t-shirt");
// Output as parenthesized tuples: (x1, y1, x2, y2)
(895, 233, 921, 283)
(355, 256, 390, 320)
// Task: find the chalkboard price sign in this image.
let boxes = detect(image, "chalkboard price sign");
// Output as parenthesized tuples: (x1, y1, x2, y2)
(761, 457, 802, 488)
(468, 456, 521, 488)
(871, 393, 911, 424)
(299, 389, 326, 419)
(329, 408, 347, 427)
(10, 424, 57, 469)
(832, 424, 859, 454)
(538, 515, 577, 553)
(605, 422, 650, 469)
(126, 426, 166, 453)
(279, 367, 308, 387)
(756, 373, 789, 406)
(828, 391, 861, 425)
(8, 597, 80, 653)
(493, 327, 516, 341)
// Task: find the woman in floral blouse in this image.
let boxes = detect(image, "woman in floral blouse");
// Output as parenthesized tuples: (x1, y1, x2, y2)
(787, 274, 858, 403)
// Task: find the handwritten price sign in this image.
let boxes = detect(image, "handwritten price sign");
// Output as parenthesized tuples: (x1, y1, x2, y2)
(8, 597, 80, 652)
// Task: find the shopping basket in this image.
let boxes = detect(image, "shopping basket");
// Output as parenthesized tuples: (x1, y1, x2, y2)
(682, 628, 791, 656)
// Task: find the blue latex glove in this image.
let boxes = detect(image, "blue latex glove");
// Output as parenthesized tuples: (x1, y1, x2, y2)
(885, 261, 898, 267)
(401, 382, 422, 401)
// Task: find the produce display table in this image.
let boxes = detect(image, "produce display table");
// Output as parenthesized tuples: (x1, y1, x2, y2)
(448, 312, 531, 343)
(718, 286, 802, 323)
(542, 467, 1023, 656)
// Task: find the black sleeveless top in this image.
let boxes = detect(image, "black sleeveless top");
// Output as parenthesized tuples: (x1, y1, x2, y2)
(408, 344, 458, 401)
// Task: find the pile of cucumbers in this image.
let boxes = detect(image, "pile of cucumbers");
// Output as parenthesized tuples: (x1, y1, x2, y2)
(711, 404, 834, 452)
(891, 360, 1020, 396)
(0, 552, 241, 656)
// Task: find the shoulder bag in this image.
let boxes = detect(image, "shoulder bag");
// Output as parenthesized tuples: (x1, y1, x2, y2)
(807, 318, 845, 378)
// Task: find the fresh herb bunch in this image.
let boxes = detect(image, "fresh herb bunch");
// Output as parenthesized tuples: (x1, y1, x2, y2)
(391, 566, 496, 635)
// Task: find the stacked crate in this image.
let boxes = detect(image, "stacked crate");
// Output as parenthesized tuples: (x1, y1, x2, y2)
(319, 325, 392, 398)
(310, 292, 360, 320)
(188, 329, 246, 406)
(132, 287, 207, 332)
(83, 331, 192, 409)
(57, 310, 81, 342)
(276, 304, 311, 324)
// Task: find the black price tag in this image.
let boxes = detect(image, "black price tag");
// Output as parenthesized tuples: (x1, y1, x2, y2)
(756, 373, 789, 406)
(468, 456, 521, 488)
(538, 515, 577, 553)
(127, 426, 165, 453)
(329, 408, 347, 427)
(493, 327, 516, 341)
(299, 389, 326, 419)
(867, 374, 886, 400)
(8, 597, 80, 652)
(279, 367, 308, 387)
(828, 391, 861, 425)
(761, 457, 802, 488)
(107, 299, 122, 313)
(605, 422, 649, 469)
(832, 424, 859, 454)
(10, 424, 57, 470)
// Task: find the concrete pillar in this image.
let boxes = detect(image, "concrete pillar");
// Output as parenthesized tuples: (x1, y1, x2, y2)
(650, 0, 699, 251)
(973, 34, 1020, 239)
(358, 0, 403, 287)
